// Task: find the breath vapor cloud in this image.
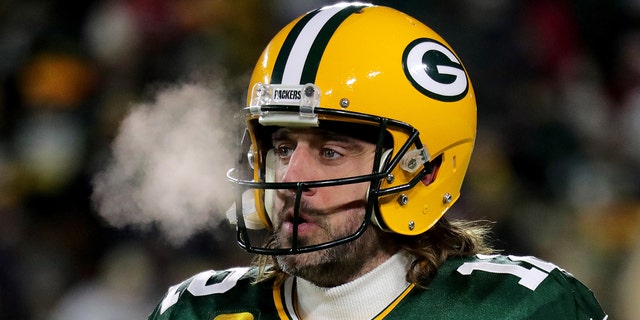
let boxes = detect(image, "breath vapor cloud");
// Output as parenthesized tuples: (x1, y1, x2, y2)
(92, 82, 240, 244)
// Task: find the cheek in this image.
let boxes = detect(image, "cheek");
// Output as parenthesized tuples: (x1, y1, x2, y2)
(328, 201, 368, 234)
(333, 181, 371, 197)
(314, 181, 371, 210)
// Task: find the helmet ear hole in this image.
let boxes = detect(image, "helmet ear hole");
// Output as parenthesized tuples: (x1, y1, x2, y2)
(421, 155, 442, 187)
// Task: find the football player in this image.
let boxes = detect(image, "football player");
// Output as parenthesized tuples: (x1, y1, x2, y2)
(149, 3, 607, 319)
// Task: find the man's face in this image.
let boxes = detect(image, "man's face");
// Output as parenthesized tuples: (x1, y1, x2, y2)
(269, 127, 395, 286)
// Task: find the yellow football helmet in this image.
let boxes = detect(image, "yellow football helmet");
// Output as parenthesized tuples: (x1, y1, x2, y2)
(227, 2, 476, 254)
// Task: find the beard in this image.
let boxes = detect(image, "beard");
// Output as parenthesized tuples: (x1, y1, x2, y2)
(276, 226, 387, 287)
(272, 197, 393, 287)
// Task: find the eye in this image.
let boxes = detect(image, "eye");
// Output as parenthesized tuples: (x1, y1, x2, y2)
(321, 148, 341, 160)
(275, 145, 294, 159)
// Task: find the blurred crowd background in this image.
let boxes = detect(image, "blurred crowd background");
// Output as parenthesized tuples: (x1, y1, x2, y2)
(0, 0, 638, 319)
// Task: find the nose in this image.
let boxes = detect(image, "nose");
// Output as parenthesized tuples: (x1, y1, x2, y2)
(279, 145, 318, 194)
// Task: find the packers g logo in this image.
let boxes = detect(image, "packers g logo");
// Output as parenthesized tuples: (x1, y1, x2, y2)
(402, 38, 469, 102)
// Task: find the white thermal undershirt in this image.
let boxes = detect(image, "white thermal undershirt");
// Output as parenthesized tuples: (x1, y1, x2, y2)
(295, 252, 412, 319)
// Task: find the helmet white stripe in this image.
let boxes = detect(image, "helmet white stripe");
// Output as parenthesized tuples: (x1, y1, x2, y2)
(281, 5, 345, 84)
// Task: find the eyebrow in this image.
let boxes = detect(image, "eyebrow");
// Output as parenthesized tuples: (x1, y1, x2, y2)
(271, 128, 361, 145)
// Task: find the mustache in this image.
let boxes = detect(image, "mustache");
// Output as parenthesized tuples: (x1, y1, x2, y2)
(275, 192, 368, 219)
(277, 194, 324, 218)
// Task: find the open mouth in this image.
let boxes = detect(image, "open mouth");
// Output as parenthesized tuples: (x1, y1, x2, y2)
(290, 214, 307, 225)
(282, 211, 316, 235)
(286, 215, 308, 227)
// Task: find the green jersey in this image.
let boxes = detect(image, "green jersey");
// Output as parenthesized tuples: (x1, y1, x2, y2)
(148, 254, 607, 319)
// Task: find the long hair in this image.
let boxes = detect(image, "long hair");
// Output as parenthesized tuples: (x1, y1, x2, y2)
(395, 218, 495, 287)
(251, 218, 495, 287)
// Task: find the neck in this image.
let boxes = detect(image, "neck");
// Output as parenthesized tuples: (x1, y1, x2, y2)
(295, 252, 412, 320)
